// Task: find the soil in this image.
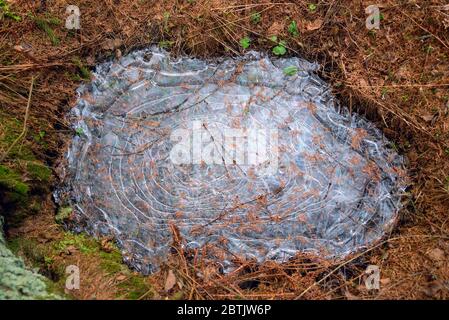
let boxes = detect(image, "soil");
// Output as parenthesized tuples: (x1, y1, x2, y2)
(0, 0, 448, 300)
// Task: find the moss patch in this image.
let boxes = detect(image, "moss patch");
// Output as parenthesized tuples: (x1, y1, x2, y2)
(27, 162, 52, 182)
(0, 164, 29, 196)
(55, 206, 72, 224)
(8, 231, 154, 300)
(0, 113, 35, 161)
(0, 111, 53, 228)
(53, 233, 98, 255)
(0, 217, 60, 300)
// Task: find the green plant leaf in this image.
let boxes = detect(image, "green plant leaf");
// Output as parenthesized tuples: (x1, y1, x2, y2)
(272, 44, 287, 56)
(283, 66, 299, 76)
(158, 40, 174, 49)
(250, 12, 261, 24)
(288, 20, 299, 37)
(239, 36, 251, 49)
(0, 0, 21, 21)
(308, 3, 317, 12)
(75, 127, 84, 136)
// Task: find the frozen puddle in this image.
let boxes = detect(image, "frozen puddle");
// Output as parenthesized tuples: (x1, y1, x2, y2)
(58, 48, 406, 274)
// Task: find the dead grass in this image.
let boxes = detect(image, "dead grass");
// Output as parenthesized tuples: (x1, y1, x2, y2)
(1, 0, 449, 299)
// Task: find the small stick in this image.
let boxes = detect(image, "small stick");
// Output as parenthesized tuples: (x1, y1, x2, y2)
(0, 76, 35, 163)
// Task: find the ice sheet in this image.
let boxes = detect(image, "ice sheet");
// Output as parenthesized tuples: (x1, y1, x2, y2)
(57, 48, 406, 274)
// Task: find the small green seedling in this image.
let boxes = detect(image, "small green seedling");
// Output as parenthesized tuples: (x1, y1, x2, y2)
(240, 36, 251, 49)
(75, 127, 84, 136)
(34, 130, 46, 142)
(158, 40, 174, 49)
(288, 20, 299, 37)
(272, 40, 287, 56)
(308, 3, 317, 12)
(250, 12, 261, 24)
(283, 66, 299, 76)
(72, 58, 91, 80)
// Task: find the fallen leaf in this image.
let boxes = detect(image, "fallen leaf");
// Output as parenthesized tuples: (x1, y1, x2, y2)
(164, 269, 177, 291)
(116, 274, 127, 281)
(305, 19, 323, 31)
(427, 248, 445, 262)
(420, 114, 435, 122)
(100, 237, 114, 253)
(267, 21, 284, 36)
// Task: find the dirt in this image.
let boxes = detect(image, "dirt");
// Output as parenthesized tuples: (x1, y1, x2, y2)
(0, 0, 448, 300)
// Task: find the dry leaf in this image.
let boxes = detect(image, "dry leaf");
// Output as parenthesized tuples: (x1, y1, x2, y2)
(116, 274, 127, 281)
(13, 44, 38, 62)
(421, 115, 433, 122)
(427, 248, 445, 261)
(100, 237, 114, 253)
(305, 19, 323, 31)
(267, 21, 284, 36)
(164, 269, 177, 291)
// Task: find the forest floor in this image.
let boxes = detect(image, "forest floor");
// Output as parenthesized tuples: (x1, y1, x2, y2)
(0, 0, 448, 299)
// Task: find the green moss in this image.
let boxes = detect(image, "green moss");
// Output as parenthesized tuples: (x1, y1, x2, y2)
(99, 249, 124, 274)
(29, 199, 42, 213)
(9, 230, 154, 300)
(27, 162, 52, 182)
(55, 206, 73, 224)
(72, 58, 91, 80)
(42, 278, 68, 299)
(0, 236, 58, 299)
(8, 238, 54, 268)
(0, 111, 54, 226)
(53, 232, 153, 299)
(119, 276, 153, 300)
(6, 237, 66, 299)
(54, 233, 98, 255)
(0, 164, 29, 196)
(0, 113, 36, 161)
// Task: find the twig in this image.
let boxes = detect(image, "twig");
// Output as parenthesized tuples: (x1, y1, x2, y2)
(0, 76, 34, 162)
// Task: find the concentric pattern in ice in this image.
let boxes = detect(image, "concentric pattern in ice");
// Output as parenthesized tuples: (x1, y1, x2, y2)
(61, 49, 405, 274)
